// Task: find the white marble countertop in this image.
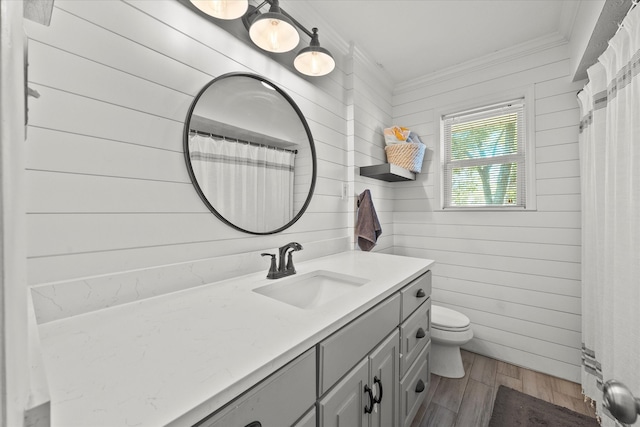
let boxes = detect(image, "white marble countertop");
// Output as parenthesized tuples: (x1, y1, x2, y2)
(38, 251, 433, 427)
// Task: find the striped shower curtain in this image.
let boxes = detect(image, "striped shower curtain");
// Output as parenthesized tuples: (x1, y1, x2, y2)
(577, 5, 640, 426)
(189, 134, 295, 232)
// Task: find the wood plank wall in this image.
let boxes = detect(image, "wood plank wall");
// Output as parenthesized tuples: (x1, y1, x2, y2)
(391, 43, 585, 382)
(351, 49, 396, 253)
(24, 1, 351, 298)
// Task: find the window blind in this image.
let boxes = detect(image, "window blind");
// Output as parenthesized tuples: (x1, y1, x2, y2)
(442, 100, 526, 208)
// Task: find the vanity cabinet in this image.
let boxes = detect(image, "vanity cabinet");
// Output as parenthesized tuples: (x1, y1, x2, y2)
(318, 270, 432, 427)
(196, 348, 315, 427)
(196, 269, 432, 427)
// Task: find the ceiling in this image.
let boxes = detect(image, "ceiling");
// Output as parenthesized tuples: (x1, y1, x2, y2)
(304, 0, 580, 84)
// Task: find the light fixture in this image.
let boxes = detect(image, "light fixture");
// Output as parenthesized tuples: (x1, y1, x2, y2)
(294, 28, 335, 76)
(189, 0, 335, 76)
(190, 0, 249, 20)
(249, 0, 299, 53)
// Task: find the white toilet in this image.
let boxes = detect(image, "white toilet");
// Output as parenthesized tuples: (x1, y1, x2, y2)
(430, 305, 474, 378)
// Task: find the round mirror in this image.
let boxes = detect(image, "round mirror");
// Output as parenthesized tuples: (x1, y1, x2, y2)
(184, 72, 317, 235)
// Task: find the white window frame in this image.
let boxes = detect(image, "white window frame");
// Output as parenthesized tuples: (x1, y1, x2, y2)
(433, 86, 537, 211)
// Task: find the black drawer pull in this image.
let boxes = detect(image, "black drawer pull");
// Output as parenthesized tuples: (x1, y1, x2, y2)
(364, 384, 374, 414)
(245, 422, 262, 427)
(416, 289, 426, 298)
(415, 379, 425, 393)
(416, 327, 426, 339)
(373, 376, 383, 404)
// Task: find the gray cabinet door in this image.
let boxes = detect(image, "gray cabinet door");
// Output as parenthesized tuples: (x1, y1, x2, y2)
(293, 407, 316, 427)
(369, 330, 400, 427)
(318, 358, 369, 427)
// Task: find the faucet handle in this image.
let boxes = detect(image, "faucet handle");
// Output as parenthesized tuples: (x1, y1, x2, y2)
(286, 251, 297, 274)
(261, 253, 278, 279)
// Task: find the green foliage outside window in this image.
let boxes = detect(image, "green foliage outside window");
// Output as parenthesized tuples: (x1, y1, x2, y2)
(448, 112, 519, 206)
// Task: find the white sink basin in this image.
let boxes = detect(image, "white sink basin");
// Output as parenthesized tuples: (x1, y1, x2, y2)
(253, 270, 369, 309)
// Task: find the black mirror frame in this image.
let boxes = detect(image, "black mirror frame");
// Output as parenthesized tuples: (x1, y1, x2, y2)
(183, 72, 317, 235)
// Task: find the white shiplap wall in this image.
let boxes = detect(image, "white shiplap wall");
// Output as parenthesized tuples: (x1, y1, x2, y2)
(350, 48, 396, 253)
(25, 0, 352, 315)
(391, 41, 586, 381)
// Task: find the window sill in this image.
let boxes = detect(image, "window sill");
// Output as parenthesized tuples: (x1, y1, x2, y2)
(437, 206, 537, 212)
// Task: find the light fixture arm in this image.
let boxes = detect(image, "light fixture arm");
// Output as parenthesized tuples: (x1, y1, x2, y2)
(250, 0, 314, 38)
(276, 5, 314, 38)
(244, 1, 268, 22)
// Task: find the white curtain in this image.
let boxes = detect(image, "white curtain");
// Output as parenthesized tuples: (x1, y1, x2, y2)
(578, 5, 640, 426)
(189, 134, 295, 231)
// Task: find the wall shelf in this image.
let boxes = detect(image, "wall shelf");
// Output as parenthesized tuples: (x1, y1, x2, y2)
(359, 163, 415, 182)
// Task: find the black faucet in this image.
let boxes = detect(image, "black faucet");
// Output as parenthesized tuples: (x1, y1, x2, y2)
(261, 242, 303, 279)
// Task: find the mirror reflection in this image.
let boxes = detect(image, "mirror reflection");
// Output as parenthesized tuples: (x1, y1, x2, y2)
(184, 73, 316, 234)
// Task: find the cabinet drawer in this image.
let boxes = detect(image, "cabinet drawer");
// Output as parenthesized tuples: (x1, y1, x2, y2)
(318, 294, 401, 396)
(197, 348, 315, 427)
(400, 271, 431, 321)
(399, 341, 431, 427)
(400, 298, 431, 377)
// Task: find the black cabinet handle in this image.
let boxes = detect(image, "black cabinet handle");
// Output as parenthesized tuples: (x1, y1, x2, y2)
(245, 422, 262, 427)
(416, 327, 426, 339)
(415, 379, 425, 393)
(373, 376, 383, 404)
(416, 288, 426, 298)
(364, 384, 374, 414)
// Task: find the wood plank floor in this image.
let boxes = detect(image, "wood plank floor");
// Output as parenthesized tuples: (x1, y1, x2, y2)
(411, 350, 597, 427)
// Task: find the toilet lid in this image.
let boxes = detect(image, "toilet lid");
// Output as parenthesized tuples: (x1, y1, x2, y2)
(431, 305, 470, 330)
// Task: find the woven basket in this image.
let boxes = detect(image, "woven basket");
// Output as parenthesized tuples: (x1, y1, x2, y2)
(385, 143, 426, 173)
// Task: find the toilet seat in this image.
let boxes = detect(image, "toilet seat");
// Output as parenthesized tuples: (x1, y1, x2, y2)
(431, 305, 470, 332)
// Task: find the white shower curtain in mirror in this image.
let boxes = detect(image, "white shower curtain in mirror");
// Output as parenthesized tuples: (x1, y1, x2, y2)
(189, 134, 295, 231)
(577, 6, 639, 426)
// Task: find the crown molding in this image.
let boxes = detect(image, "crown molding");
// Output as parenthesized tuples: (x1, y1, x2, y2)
(349, 43, 394, 92)
(558, 0, 580, 42)
(395, 32, 569, 95)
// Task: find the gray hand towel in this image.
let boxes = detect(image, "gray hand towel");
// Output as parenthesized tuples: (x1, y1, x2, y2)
(356, 189, 382, 251)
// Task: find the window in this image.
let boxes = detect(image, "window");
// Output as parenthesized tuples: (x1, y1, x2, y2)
(441, 99, 531, 209)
